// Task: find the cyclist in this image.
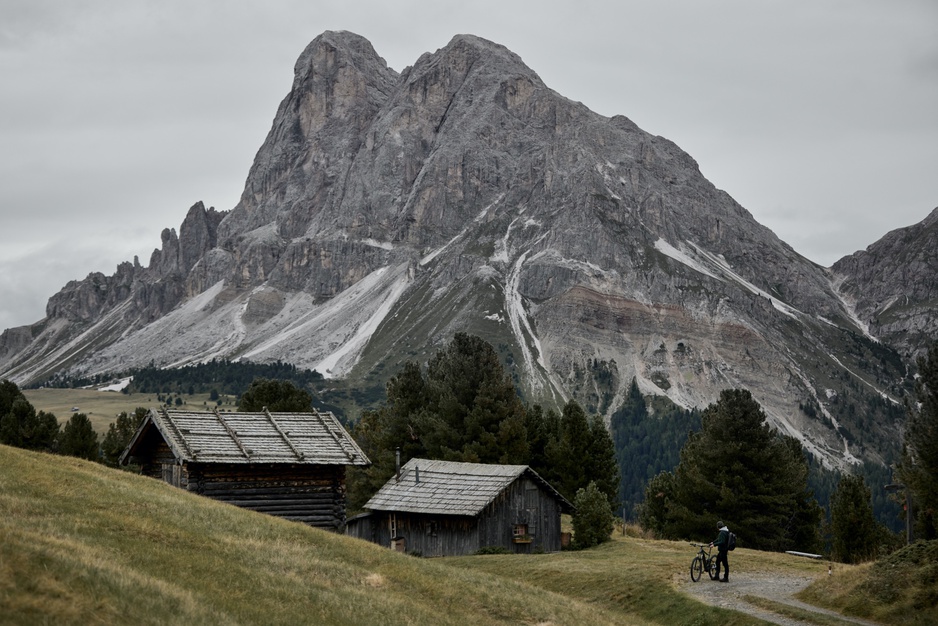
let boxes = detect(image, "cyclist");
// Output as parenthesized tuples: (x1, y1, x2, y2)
(709, 520, 730, 582)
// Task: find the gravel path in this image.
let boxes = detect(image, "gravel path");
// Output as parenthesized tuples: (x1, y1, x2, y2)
(678, 571, 884, 626)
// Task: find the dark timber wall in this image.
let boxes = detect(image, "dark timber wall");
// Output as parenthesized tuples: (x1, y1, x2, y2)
(347, 475, 564, 555)
(136, 447, 347, 529)
(187, 463, 348, 530)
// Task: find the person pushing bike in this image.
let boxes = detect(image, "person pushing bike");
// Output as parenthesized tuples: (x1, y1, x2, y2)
(709, 520, 730, 582)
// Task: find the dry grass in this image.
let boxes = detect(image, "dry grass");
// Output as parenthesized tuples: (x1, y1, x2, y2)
(797, 542, 938, 625)
(450, 537, 788, 626)
(0, 444, 664, 625)
(4, 442, 911, 625)
(22, 388, 238, 433)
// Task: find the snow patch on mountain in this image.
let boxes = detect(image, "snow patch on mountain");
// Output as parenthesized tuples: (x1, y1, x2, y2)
(314, 266, 412, 377)
(829, 272, 876, 340)
(240, 264, 412, 377)
(363, 239, 394, 250)
(687, 242, 801, 319)
(653, 239, 721, 280)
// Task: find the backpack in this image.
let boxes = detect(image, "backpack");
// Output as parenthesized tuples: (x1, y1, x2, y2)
(727, 531, 737, 551)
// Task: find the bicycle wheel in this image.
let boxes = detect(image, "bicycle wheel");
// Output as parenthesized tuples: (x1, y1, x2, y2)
(707, 556, 720, 580)
(690, 556, 703, 582)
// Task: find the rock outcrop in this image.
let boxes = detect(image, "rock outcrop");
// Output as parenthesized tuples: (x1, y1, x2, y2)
(832, 207, 938, 360)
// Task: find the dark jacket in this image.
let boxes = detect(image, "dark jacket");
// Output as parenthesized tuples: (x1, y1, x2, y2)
(713, 526, 730, 552)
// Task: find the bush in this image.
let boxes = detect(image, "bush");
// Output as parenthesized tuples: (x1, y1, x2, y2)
(572, 481, 614, 549)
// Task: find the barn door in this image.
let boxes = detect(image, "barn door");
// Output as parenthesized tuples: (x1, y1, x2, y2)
(161, 463, 182, 488)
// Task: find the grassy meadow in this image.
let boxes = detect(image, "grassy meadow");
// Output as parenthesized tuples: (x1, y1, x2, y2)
(2, 443, 927, 625)
(22, 388, 239, 434)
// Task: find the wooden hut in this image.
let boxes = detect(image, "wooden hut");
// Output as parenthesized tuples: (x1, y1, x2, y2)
(120, 407, 369, 530)
(346, 458, 573, 556)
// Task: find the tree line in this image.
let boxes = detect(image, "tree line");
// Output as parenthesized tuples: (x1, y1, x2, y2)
(0, 380, 147, 465)
(346, 333, 620, 548)
(6, 333, 935, 562)
(636, 340, 938, 562)
(34, 359, 324, 397)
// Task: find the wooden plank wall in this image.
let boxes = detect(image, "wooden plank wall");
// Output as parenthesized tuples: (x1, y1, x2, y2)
(186, 463, 348, 530)
(347, 476, 565, 556)
(477, 476, 564, 553)
(348, 512, 480, 557)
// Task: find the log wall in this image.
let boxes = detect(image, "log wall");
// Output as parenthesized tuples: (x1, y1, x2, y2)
(186, 463, 348, 530)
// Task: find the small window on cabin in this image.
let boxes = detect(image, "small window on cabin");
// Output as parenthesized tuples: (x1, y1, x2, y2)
(513, 524, 529, 537)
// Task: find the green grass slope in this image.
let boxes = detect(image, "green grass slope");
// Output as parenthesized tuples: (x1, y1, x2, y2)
(1, 444, 627, 626)
(798, 540, 938, 625)
(6, 443, 908, 625)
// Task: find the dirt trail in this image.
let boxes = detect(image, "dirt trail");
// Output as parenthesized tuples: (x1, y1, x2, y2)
(678, 571, 884, 626)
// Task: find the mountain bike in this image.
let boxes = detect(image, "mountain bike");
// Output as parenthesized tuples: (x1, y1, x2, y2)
(689, 543, 720, 582)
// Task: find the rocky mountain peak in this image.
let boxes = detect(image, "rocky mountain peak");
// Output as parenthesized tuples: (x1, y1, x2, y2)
(832, 206, 938, 358)
(0, 31, 925, 472)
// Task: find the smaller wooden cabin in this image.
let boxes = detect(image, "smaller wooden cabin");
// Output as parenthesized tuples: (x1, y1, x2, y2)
(346, 458, 573, 556)
(120, 407, 369, 530)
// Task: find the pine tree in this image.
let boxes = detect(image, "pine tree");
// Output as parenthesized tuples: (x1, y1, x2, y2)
(101, 408, 148, 467)
(548, 400, 592, 502)
(347, 334, 529, 510)
(238, 378, 312, 412)
(830, 473, 880, 563)
(572, 481, 615, 549)
(898, 341, 938, 539)
(0, 392, 59, 452)
(588, 414, 620, 511)
(0, 379, 23, 419)
(524, 404, 561, 481)
(419, 333, 528, 463)
(58, 413, 99, 460)
(641, 388, 821, 551)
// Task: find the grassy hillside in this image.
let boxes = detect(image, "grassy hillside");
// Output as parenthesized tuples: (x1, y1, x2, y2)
(1, 444, 622, 625)
(2, 443, 914, 625)
(798, 541, 938, 625)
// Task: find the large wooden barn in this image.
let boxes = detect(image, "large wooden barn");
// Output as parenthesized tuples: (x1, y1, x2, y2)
(120, 407, 369, 530)
(346, 458, 573, 556)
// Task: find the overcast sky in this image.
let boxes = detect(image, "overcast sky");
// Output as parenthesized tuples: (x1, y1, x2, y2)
(2, 0, 936, 331)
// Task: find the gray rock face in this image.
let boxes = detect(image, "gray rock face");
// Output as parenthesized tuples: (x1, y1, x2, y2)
(832, 207, 938, 360)
(0, 31, 922, 469)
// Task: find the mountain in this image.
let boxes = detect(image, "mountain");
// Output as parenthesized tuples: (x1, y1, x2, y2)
(0, 31, 924, 470)
(832, 207, 938, 361)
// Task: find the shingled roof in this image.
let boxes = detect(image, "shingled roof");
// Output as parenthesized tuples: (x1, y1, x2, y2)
(364, 458, 573, 516)
(120, 407, 369, 466)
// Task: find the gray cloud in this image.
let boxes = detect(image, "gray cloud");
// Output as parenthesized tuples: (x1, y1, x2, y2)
(1, 0, 936, 330)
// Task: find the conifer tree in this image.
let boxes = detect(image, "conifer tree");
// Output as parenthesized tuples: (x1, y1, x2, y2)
(101, 408, 148, 467)
(572, 481, 615, 549)
(641, 388, 822, 551)
(547, 400, 592, 502)
(588, 413, 620, 511)
(0, 387, 59, 453)
(58, 412, 99, 460)
(238, 378, 312, 412)
(830, 473, 880, 563)
(524, 404, 561, 481)
(347, 334, 529, 509)
(548, 400, 619, 508)
(898, 341, 938, 539)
